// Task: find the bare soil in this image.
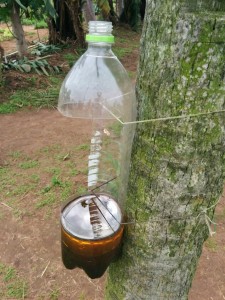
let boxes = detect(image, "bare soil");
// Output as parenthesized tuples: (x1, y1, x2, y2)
(0, 25, 225, 300)
(0, 25, 48, 54)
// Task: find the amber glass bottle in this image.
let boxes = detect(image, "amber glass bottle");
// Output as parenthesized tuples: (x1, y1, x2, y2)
(61, 194, 124, 279)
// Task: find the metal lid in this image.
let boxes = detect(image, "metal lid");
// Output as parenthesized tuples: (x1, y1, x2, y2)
(61, 194, 122, 240)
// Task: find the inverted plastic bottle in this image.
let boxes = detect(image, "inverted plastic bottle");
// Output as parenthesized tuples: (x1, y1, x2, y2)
(58, 21, 136, 123)
(58, 21, 136, 279)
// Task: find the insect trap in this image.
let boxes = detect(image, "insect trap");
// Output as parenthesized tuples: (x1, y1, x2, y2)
(58, 21, 136, 279)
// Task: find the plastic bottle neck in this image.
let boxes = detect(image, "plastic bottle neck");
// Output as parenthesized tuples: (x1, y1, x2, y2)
(86, 21, 114, 56)
(86, 42, 114, 57)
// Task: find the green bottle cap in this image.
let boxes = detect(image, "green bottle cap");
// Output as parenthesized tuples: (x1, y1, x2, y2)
(86, 34, 115, 43)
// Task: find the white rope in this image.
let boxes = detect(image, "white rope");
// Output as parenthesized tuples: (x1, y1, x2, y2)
(102, 105, 225, 125)
(126, 198, 222, 236)
(204, 214, 216, 236)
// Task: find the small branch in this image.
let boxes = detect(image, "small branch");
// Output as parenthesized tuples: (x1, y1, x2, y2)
(1, 202, 13, 210)
(30, 55, 53, 62)
(5, 44, 37, 58)
(35, 22, 41, 42)
(6, 21, 18, 40)
(40, 261, 50, 277)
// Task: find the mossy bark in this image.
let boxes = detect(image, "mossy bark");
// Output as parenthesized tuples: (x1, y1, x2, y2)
(106, 1, 225, 299)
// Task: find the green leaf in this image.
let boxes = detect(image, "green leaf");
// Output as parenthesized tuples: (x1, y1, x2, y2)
(16, 65, 24, 72)
(43, 0, 57, 20)
(39, 66, 49, 76)
(21, 63, 31, 72)
(47, 65, 53, 73)
(33, 68, 42, 75)
(36, 60, 44, 66)
(53, 66, 59, 73)
(15, 0, 27, 10)
(0, 7, 10, 22)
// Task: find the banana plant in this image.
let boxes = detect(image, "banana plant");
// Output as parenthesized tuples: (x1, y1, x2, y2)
(2, 57, 62, 76)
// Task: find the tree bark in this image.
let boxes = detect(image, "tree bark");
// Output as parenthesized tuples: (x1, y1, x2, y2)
(65, 0, 85, 47)
(48, 0, 85, 47)
(83, 0, 96, 23)
(116, 0, 124, 17)
(106, 1, 225, 299)
(10, 1, 28, 57)
(120, 0, 141, 30)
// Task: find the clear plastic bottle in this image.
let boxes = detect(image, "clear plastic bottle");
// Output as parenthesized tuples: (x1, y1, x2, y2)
(58, 21, 136, 278)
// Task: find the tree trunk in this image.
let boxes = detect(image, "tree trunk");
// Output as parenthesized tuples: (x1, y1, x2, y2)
(48, 0, 84, 47)
(65, 0, 85, 47)
(10, 1, 27, 57)
(108, 0, 118, 24)
(116, 0, 124, 17)
(95, 0, 117, 24)
(120, 0, 141, 30)
(83, 0, 96, 24)
(106, 1, 225, 299)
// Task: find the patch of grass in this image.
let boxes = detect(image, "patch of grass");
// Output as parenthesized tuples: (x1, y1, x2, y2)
(0, 263, 28, 299)
(0, 84, 61, 114)
(78, 291, 86, 300)
(51, 176, 64, 187)
(36, 192, 56, 208)
(76, 144, 89, 151)
(76, 186, 88, 195)
(3, 266, 16, 282)
(21, 18, 35, 26)
(108, 122, 123, 137)
(39, 176, 72, 204)
(116, 37, 128, 44)
(70, 168, 79, 176)
(49, 288, 60, 300)
(40, 144, 61, 155)
(7, 182, 37, 196)
(25, 76, 37, 86)
(0, 168, 17, 194)
(30, 174, 40, 183)
(34, 20, 48, 29)
(0, 166, 8, 176)
(55, 153, 71, 161)
(44, 167, 61, 176)
(49, 76, 62, 85)
(61, 184, 72, 201)
(80, 167, 88, 175)
(0, 28, 13, 42)
(63, 53, 77, 67)
(19, 160, 39, 169)
(63, 49, 85, 67)
(9, 151, 23, 159)
(21, 17, 48, 28)
(205, 237, 218, 252)
(128, 70, 136, 79)
(112, 47, 133, 59)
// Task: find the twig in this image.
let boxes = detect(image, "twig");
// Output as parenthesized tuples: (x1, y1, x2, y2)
(5, 44, 37, 58)
(36, 24, 40, 42)
(30, 55, 53, 62)
(40, 261, 50, 277)
(1, 202, 13, 210)
(6, 21, 17, 39)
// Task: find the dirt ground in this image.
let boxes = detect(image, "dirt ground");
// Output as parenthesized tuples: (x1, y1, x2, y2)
(0, 25, 225, 300)
(0, 25, 48, 55)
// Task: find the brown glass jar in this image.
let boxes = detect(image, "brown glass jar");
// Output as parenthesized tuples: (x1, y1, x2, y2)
(61, 193, 124, 279)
